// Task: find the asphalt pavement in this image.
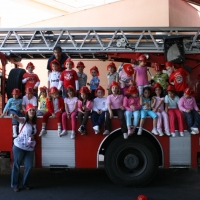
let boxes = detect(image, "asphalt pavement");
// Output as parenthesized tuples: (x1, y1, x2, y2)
(0, 168, 200, 200)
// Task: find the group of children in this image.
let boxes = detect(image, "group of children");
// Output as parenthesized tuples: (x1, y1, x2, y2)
(1, 54, 200, 139)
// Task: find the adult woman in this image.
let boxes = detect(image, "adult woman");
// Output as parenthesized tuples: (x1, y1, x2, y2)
(11, 103, 37, 192)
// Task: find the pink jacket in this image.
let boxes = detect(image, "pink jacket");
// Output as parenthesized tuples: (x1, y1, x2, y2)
(178, 96, 199, 112)
(123, 96, 141, 111)
(78, 100, 93, 112)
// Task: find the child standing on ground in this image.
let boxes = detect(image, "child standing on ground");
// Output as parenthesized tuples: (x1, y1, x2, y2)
(133, 55, 149, 96)
(119, 64, 134, 95)
(178, 87, 200, 135)
(22, 62, 40, 98)
(22, 87, 37, 113)
(77, 86, 93, 135)
(106, 62, 119, 89)
(138, 87, 158, 136)
(0, 88, 23, 138)
(91, 86, 109, 135)
(107, 81, 128, 138)
(48, 59, 61, 89)
(151, 83, 170, 136)
(87, 66, 100, 99)
(61, 85, 78, 139)
(123, 86, 141, 137)
(39, 87, 64, 137)
(36, 86, 48, 116)
(76, 61, 87, 90)
(58, 58, 79, 98)
(165, 85, 184, 137)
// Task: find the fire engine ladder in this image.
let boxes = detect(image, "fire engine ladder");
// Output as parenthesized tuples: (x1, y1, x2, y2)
(0, 27, 200, 60)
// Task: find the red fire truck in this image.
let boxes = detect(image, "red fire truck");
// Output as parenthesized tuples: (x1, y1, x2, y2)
(0, 27, 200, 186)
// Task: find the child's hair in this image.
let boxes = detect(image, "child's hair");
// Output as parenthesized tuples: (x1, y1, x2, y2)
(108, 66, 116, 72)
(25, 112, 37, 125)
(142, 87, 152, 99)
(108, 87, 121, 95)
(154, 87, 164, 98)
(66, 88, 75, 98)
(78, 92, 92, 101)
(125, 93, 132, 99)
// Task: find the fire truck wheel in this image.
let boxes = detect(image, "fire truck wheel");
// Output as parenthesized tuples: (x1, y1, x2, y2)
(104, 136, 159, 187)
(6, 68, 26, 99)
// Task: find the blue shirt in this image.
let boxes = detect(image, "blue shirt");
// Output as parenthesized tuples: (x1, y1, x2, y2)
(141, 97, 151, 110)
(90, 76, 100, 90)
(3, 98, 22, 113)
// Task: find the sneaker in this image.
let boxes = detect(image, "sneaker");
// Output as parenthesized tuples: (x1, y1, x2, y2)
(165, 131, 171, 136)
(191, 131, 196, 135)
(13, 132, 18, 138)
(71, 132, 75, 139)
(78, 125, 85, 134)
(191, 127, 199, 134)
(39, 129, 47, 137)
(171, 132, 176, 137)
(123, 133, 128, 139)
(93, 125, 99, 132)
(152, 129, 159, 136)
(58, 129, 62, 137)
(158, 130, 164, 136)
(137, 128, 142, 135)
(180, 132, 184, 137)
(103, 130, 110, 135)
(128, 129, 133, 136)
(60, 130, 67, 137)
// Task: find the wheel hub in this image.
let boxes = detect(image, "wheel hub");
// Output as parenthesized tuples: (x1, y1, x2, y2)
(124, 154, 139, 169)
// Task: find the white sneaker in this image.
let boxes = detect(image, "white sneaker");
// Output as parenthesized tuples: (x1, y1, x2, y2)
(93, 125, 99, 131)
(137, 128, 142, 135)
(60, 130, 67, 137)
(103, 130, 110, 135)
(158, 130, 164, 136)
(123, 133, 128, 139)
(57, 129, 62, 137)
(39, 129, 47, 137)
(180, 132, 184, 137)
(191, 131, 196, 135)
(128, 129, 133, 136)
(71, 132, 75, 139)
(165, 131, 171, 136)
(171, 132, 176, 137)
(191, 127, 199, 134)
(152, 129, 159, 136)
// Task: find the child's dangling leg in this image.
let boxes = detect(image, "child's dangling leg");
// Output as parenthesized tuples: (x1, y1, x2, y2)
(12, 125, 18, 138)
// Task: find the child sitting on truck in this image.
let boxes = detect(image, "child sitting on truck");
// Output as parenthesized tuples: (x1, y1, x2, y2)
(0, 88, 23, 138)
(36, 86, 48, 116)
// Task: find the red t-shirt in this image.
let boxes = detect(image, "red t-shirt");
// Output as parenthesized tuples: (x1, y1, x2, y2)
(169, 68, 188, 92)
(23, 72, 40, 89)
(60, 69, 78, 89)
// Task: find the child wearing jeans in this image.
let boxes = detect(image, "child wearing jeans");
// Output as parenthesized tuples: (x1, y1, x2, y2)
(123, 85, 141, 137)
(165, 85, 184, 137)
(77, 86, 93, 135)
(0, 88, 23, 138)
(178, 87, 200, 135)
(138, 87, 158, 136)
(61, 85, 78, 139)
(151, 83, 170, 136)
(39, 87, 64, 137)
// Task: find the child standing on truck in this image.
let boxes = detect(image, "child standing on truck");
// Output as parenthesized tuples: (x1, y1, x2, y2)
(138, 87, 158, 136)
(76, 61, 87, 90)
(91, 86, 110, 135)
(151, 83, 170, 136)
(87, 66, 100, 100)
(0, 88, 23, 138)
(165, 85, 184, 137)
(123, 85, 141, 137)
(133, 54, 149, 96)
(107, 81, 128, 139)
(58, 58, 79, 98)
(77, 86, 93, 135)
(36, 86, 48, 116)
(22, 87, 37, 113)
(61, 85, 78, 139)
(106, 62, 119, 90)
(118, 63, 134, 95)
(22, 62, 40, 98)
(39, 86, 64, 137)
(178, 87, 200, 135)
(48, 59, 61, 89)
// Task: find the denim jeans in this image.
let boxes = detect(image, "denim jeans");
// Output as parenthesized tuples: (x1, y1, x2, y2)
(8, 109, 23, 125)
(124, 110, 140, 127)
(11, 145, 34, 188)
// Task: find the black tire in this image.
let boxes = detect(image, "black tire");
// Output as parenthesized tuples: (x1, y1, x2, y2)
(6, 68, 26, 99)
(104, 136, 159, 187)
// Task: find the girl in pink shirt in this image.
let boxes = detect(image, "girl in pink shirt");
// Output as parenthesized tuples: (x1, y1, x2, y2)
(77, 86, 93, 135)
(178, 87, 200, 135)
(123, 86, 141, 136)
(133, 54, 149, 96)
(107, 81, 128, 139)
(61, 85, 78, 139)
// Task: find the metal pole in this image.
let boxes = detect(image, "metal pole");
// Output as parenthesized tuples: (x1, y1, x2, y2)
(1, 58, 7, 112)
